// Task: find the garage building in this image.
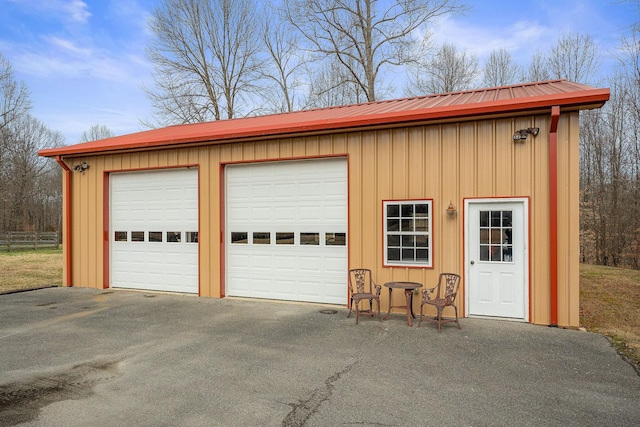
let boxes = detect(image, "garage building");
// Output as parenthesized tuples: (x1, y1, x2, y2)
(39, 80, 609, 328)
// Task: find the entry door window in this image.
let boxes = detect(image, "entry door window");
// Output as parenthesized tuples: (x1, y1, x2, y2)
(479, 210, 513, 262)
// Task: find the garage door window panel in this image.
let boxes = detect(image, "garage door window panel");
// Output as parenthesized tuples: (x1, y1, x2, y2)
(253, 232, 270, 244)
(231, 232, 248, 244)
(276, 232, 294, 244)
(384, 200, 433, 267)
(300, 233, 320, 245)
(167, 232, 182, 242)
(115, 231, 127, 242)
(149, 232, 163, 242)
(326, 232, 346, 246)
(132, 231, 145, 242)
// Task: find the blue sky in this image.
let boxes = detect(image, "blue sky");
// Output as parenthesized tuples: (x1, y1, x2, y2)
(0, 0, 637, 145)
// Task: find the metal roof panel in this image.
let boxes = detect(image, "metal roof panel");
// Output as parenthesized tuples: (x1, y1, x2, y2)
(39, 80, 610, 157)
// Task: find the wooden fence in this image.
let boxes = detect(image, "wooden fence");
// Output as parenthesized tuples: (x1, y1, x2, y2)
(0, 232, 59, 252)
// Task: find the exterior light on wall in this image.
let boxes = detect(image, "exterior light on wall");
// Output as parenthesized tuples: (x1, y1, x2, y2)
(513, 127, 539, 142)
(446, 200, 457, 217)
(73, 162, 89, 173)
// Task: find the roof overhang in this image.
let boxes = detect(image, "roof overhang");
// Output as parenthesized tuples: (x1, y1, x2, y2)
(39, 80, 610, 158)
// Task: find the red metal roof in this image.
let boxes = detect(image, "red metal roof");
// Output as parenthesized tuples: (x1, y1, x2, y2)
(39, 80, 609, 157)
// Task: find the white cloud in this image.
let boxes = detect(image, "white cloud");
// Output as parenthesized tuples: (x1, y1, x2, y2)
(428, 15, 550, 61)
(47, 36, 92, 56)
(7, 0, 91, 24)
(64, 0, 91, 23)
(11, 36, 130, 82)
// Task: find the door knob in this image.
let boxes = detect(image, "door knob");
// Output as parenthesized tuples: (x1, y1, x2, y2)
(470, 261, 475, 265)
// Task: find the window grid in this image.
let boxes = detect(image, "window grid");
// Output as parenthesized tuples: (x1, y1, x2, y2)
(479, 210, 513, 262)
(384, 201, 432, 267)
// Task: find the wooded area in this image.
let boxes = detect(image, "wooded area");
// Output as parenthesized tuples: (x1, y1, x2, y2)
(1, 0, 639, 268)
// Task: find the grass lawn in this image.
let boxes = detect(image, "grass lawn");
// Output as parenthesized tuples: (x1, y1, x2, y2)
(0, 250, 638, 371)
(580, 263, 640, 371)
(0, 248, 62, 292)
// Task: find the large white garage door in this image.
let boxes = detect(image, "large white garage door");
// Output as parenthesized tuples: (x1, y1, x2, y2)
(110, 168, 199, 294)
(226, 158, 347, 304)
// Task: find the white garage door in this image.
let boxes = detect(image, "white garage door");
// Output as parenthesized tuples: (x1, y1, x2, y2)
(226, 158, 347, 304)
(110, 168, 199, 294)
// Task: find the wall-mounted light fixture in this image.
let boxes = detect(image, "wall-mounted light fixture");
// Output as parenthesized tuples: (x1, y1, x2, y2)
(513, 127, 539, 142)
(446, 200, 457, 217)
(73, 162, 89, 173)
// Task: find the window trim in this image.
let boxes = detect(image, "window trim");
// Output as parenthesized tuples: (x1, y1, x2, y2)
(383, 199, 433, 268)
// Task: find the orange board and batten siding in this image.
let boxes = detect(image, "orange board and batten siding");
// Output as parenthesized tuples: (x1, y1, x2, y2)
(59, 112, 579, 327)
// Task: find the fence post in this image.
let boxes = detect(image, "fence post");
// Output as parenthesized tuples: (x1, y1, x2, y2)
(34, 231, 38, 250)
(7, 231, 11, 252)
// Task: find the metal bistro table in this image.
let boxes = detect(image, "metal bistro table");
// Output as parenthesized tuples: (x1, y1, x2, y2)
(383, 281, 423, 326)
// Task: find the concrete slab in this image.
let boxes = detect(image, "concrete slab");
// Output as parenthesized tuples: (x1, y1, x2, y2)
(1, 287, 638, 426)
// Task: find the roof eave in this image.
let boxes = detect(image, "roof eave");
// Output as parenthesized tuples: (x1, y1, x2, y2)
(38, 88, 610, 158)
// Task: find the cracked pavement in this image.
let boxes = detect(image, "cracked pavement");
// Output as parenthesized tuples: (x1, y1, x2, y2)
(1, 287, 639, 426)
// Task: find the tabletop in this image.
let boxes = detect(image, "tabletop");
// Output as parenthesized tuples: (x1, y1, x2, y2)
(384, 281, 423, 290)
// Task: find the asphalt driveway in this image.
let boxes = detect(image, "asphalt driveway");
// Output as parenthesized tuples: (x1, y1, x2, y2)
(1, 287, 639, 426)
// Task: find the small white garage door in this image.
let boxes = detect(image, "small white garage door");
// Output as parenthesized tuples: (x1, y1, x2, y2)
(110, 168, 199, 294)
(226, 158, 347, 304)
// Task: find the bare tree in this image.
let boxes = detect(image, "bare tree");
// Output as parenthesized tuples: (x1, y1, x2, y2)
(613, 25, 640, 268)
(0, 52, 31, 131)
(145, 0, 264, 124)
(0, 53, 62, 234)
(406, 42, 479, 95)
(556, 31, 605, 266)
(258, 16, 308, 113)
(578, 25, 640, 269)
(1, 114, 63, 231)
(580, 75, 634, 267)
(305, 55, 368, 107)
(548, 31, 601, 84)
(79, 124, 115, 142)
(1, 53, 33, 231)
(482, 48, 522, 87)
(283, 0, 467, 102)
(521, 49, 550, 83)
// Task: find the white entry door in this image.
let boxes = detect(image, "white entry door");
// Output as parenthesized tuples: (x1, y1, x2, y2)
(465, 199, 528, 320)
